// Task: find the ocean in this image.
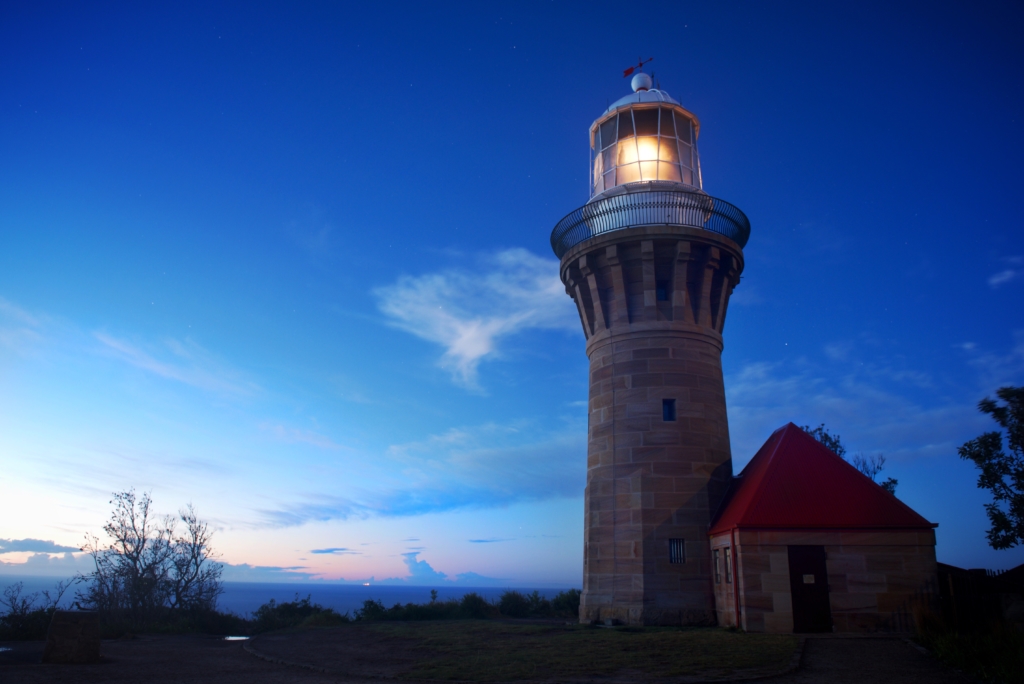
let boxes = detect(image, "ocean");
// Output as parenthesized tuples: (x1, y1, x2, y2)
(0, 576, 574, 617)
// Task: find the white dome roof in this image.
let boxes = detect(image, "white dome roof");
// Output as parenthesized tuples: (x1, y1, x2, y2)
(602, 88, 681, 117)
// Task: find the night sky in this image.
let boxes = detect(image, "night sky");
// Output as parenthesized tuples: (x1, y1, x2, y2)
(2, 1, 1023, 584)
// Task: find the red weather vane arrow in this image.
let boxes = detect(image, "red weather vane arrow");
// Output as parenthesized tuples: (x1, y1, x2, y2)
(623, 57, 653, 78)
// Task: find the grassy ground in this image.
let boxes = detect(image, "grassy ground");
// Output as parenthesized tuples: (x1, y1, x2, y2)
(358, 622, 798, 681)
(916, 627, 1024, 683)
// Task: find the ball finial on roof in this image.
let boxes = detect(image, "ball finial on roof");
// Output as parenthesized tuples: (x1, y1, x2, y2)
(631, 72, 652, 92)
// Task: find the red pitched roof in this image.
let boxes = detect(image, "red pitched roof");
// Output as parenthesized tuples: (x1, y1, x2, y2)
(709, 423, 936, 535)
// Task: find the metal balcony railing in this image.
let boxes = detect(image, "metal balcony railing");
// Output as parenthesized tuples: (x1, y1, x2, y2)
(550, 187, 751, 259)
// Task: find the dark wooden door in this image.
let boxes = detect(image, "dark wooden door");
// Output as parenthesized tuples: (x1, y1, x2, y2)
(788, 545, 832, 633)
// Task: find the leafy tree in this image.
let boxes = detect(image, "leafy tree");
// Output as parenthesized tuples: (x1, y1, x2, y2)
(958, 386, 1024, 550)
(802, 424, 847, 459)
(802, 424, 898, 494)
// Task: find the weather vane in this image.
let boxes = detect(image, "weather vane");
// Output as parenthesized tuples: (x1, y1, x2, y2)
(622, 56, 653, 78)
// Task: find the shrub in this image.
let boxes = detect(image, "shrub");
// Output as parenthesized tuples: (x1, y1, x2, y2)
(459, 592, 491, 619)
(252, 595, 348, 633)
(499, 591, 531, 618)
(354, 593, 496, 621)
(551, 589, 581, 617)
(498, 589, 580, 619)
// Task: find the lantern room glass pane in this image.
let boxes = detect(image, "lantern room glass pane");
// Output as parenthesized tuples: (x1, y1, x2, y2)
(682, 167, 693, 185)
(678, 141, 692, 168)
(675, 112, 692, 144)
(602, 147, 615, 173)
(639, 161, 658, 181)
(618, 112, 634, 139)
(600, 117, 617, 148)
(660, 108, 676, 137)
(636, 137, 658, 162)
(592, 129, 600, 152)
(593, 152, 603, 180)
(617, 163, 641, 184)
(633, 108, 658, 136)
(659, 137, 678, 162)
(603, 170, 615, 189)
(659, 162, 681, 182)
(617, 139, 638, 165)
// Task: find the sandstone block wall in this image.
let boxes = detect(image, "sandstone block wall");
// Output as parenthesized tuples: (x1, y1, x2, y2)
(559, 225, 745, 626)
(711, 529, 938, 633)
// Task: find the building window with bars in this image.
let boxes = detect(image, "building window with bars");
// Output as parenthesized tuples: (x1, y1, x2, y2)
(669, 538, 685, 564)
(713, 549, 722, 584)
(724, 547, 733, 584)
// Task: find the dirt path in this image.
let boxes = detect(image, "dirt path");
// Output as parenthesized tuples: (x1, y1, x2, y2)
(765, 636, 967, 684)
(1, 632, 966, 683)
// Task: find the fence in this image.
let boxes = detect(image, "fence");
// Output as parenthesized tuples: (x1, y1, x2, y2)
(880, 563, 1022, 634)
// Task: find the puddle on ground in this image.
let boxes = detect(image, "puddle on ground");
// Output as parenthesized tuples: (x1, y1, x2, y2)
(223, 636, 250, 641)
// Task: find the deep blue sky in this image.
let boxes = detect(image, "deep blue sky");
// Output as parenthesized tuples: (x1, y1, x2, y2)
(1, 1, 1023, 583)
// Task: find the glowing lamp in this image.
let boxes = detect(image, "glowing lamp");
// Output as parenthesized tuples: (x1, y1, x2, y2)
(589, 77, 702, 198)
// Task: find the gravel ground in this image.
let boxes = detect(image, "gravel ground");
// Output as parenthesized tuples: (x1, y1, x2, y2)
(0, 632, 967, 683)
(765, 636, 967, 684)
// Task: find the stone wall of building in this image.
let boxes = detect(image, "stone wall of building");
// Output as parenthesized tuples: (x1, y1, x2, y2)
(558, 225, 745, 625)
(710, 528, 938, 632)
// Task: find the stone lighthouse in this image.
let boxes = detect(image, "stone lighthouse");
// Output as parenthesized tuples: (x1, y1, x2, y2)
(551, 72, 750, 625)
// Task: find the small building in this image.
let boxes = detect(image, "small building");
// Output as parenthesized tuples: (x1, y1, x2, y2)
(709, 423, 938, 633)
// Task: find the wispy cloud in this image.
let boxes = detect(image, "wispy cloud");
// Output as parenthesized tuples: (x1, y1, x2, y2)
(724, 346, 1019, 468)
(373, 249, 577, 389)
(0, 538, 81, 554)
(0, 296, 48, 355)
(217, 562, 316, 583)
(93, 332, 260, 397)
(989, 269, 1018, 288)
(960, 329, 1024, 394)
(260, 423, 348, 450)
(310, 547, 360, 555)
(988, 255, 1022, 288)
(468, 538, 513, 544)
(257, 421, 585, 527)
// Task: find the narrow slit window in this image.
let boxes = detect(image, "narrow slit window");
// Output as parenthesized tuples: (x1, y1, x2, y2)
(663, 398, 676, 421)
(713, 549, 722, 583)
(656, 280, 670, 301)
(669, 538, 685, 564)
(724, 547, 733, 584)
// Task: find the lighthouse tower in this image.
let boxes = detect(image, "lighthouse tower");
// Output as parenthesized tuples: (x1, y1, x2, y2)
(552, 72, 751, 625)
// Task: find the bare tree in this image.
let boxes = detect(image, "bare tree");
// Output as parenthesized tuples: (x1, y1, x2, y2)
(78, 490, 221, 626)
(167, 504, 222, 612)
(1, 579, 77, 639)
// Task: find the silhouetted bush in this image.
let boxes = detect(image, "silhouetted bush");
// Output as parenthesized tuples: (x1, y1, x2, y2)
(551, 588, 581, 617)
(499, 590, 532, 618)
(354, 592, 498, 621)
(252, 595, 348, 633)
(498, 589, 580, 619)
(459, 592, 491, 619)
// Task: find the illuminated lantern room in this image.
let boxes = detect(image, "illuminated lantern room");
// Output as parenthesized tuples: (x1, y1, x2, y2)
(590, 72, 702, 199)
